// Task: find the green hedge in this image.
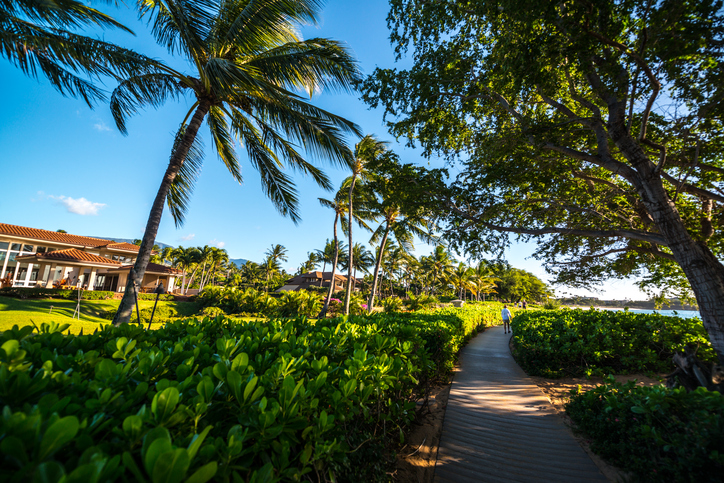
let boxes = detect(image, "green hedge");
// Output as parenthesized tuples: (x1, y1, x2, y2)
(0, 287, 115, 300)
(566, 379, 724, 481)
(511, 308, 715, 377)
(0, 305, 497, 482)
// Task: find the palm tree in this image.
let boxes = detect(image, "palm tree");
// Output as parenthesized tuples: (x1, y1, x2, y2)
(450, 263, 473, 299)
(419, 246, 454, 295)
(266, 244, 288, 267)
(343, 135, 388, 314)
(171, 246, 200, 294)
(367, 205, 433, 312)
(318, 193, 347, 317)
(1, 0, 155, 106)
(110, 0, 361, 325)
(349, 243, 374, 292)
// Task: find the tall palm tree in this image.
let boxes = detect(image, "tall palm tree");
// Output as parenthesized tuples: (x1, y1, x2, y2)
(419, 246, 454, 295)
(110, 0, 361, 325)
(343, 135, 388, 314)
(318, 193, 347, 317)
(240, 261, 263, 288)
(1, 0, 154, 106)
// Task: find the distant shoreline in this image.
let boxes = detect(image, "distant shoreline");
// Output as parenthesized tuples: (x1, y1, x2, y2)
(563, 305, 699, 312)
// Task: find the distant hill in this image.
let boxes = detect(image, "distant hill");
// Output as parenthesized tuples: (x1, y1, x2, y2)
(230, 258, 250, 267)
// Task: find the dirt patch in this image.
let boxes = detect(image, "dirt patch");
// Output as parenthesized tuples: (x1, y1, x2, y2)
(529, 373, 663, 482)
(393, 382, 451, 483)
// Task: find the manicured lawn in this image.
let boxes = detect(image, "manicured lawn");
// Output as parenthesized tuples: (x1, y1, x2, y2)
(0, 296, 200, 334)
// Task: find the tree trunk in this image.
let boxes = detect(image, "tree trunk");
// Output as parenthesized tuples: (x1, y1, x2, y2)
(368, 224, 390, 313)
(344, 176, 357, 315)
(319, 213, 340, 318)
(607, 110, 724, 362)
(113, 100, 210, 325)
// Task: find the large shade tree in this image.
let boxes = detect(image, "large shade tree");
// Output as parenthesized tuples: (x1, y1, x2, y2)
(110, 0, 361, 324)
(362, 0, 724, 361)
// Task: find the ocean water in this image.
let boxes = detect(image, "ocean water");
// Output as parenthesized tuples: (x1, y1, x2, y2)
(596, 307, 701, 319)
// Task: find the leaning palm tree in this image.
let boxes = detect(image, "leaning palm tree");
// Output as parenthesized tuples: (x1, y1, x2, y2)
(109, 0, 361, 325)
(342, 135, 388, 314)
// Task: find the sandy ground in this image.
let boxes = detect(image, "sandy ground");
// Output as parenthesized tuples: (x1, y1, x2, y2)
(394, 383, 452, 483)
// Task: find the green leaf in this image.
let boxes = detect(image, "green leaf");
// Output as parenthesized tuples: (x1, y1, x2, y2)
(152, 387, 180, 422)
(151, 448, 190, 483)
(1, 339, 19, 357)
(226, 371, 242, 401)
(185, 461, 218, 483)
(123, 415, 144, 440)
(231, 353, 249, 372)
(196, 377, 214, 402)
(213, 362, 228, 381)
(187, 425, 213, 461)
(143, 438, 173, 477)
(33, 461, 65, 483)
(39, 416, 79, 460)
(243, 376, 258, 401)
(631, 406, 646, 414)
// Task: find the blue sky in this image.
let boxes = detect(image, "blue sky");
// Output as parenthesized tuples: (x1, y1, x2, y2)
(0, 0, 647, 300)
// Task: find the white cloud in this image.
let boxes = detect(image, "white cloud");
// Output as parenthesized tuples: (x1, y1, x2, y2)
(49, 195, 106, 215)
(93, 121, 111, 132)
(31, 191, 46, 202)
(180, 233, 196, 241)
(210, 239, 226, 249)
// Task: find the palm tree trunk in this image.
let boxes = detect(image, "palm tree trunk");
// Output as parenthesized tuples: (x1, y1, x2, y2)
(343, 177, 357, 315)
(184, 265, 200, 294)
(368, 224, 390, 313)
(319, 213, 340, 317)
(113, 100, 211, 325)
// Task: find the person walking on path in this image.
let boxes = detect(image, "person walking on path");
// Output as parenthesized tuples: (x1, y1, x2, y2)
(501, 305, 513, 334)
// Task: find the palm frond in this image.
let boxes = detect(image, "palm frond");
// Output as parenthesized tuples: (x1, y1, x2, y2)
(110, 73, 185, 134)
(208, 106, 242, 183)
(167, 123, 205, 227)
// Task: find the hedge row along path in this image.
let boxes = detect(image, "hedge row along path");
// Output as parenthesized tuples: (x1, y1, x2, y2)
(434, 326, 607, 482)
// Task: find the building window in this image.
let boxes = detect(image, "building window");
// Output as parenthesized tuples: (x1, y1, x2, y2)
(36, 246, 46, 253)
(0, 242, 8, 250)
(23, 245, 34, 252)
(10, 243, 21, 251)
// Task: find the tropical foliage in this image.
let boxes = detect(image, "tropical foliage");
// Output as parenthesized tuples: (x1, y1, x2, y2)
(0, 305, 497, 481)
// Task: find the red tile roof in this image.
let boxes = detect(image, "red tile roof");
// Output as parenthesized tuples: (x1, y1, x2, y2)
(0, 223, 140, 253)
(109, 262, 181, 275)
(100, 242, 141, 252)
(17, 248, 121, 266)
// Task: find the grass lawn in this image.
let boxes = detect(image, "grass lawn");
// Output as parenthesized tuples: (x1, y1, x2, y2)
(0, 296, 201, 334)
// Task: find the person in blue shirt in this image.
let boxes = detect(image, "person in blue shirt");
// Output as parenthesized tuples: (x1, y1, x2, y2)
(501, 305, 513, 334)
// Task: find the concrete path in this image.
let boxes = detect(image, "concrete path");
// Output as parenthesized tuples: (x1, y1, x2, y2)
(434, 326, 607, 482)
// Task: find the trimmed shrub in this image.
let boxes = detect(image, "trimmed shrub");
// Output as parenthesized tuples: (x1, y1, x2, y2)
(0, 305, 499, 482)
(511, 308, 715, 377)
(567, 379, 724, 482)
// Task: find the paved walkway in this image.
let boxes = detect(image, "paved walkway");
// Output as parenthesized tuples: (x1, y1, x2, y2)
(434, 326, 607, 482)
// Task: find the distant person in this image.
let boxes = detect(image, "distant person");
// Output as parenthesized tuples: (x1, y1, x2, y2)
(522, 300, 527, 309)
(501, 305, 513, 334)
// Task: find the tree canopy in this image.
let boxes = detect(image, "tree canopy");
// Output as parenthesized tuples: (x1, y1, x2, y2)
(362, 0, 724, 360)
